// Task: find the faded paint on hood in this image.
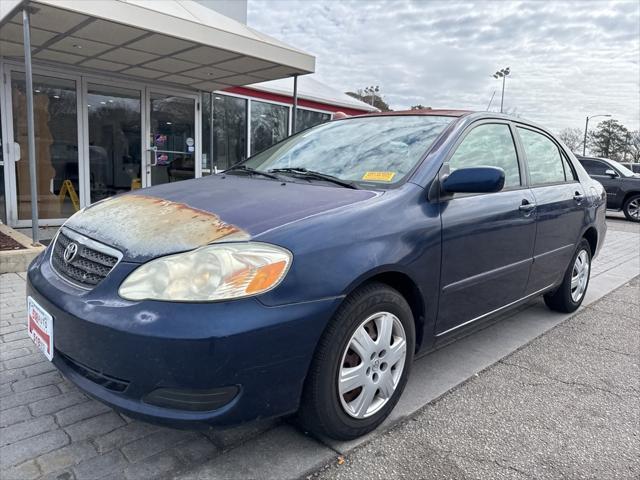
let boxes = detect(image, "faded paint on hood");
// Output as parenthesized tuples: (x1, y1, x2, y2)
(65, 175, 379, 262)
(65, 195, 249, 260)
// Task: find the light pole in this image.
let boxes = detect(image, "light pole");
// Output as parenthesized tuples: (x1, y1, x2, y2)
(582, 114, 611, 156)
(493, 67, 510, 113)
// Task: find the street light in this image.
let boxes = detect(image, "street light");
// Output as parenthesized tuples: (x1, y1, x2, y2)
(493, 67, 510, 113)
(583, 114, 611, 156)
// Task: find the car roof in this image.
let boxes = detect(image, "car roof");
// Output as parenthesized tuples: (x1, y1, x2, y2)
(355, 108, 473, 118)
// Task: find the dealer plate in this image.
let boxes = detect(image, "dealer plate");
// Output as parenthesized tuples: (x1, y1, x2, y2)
(27, 296, 54, 361)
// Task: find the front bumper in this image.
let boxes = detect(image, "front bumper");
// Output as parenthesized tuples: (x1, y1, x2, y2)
(27, 252, 341, 428)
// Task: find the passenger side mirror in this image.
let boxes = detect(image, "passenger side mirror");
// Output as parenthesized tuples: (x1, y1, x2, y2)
(604, 169, 618, 178)
(441, 167, 505, 194)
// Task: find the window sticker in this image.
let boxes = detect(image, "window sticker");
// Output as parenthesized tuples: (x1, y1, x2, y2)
(362, 171, 396, 182)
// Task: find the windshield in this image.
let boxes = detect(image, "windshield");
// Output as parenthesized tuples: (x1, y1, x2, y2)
(241, 115, 453, 187)
(608, 159, 637, 177)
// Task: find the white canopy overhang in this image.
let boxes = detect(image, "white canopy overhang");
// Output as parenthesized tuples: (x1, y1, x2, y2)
(0, 0, 315, 90)
(0, 0, 314, 243)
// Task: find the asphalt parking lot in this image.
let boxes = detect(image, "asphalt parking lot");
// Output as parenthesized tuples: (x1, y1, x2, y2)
(1, 216, 639, 480)
(312, 276, 639, 480)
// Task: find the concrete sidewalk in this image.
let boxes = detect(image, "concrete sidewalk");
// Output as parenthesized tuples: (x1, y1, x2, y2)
(1, 218, 638, 480)
(312, 276, 640, 479)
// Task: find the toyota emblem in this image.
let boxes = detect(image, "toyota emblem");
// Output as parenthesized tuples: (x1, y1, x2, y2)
(63, 243, 79, 264)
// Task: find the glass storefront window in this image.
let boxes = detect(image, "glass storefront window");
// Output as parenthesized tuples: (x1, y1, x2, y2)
(211, 94, 247, 171)
(250, 100, 289, 155)
(87, 85, 142, 203)
(1, 102, 5, 223)
(295, 108, 331, 133)
(11, 73, 78, 220)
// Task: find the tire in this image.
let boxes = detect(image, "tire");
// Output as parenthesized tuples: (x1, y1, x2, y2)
(298, 282, 415, 440)
(622, 194, 640, 222)
(544, 239, 592, 313)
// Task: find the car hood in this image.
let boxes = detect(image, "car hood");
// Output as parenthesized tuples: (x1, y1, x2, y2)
(64, 174, 379, 262)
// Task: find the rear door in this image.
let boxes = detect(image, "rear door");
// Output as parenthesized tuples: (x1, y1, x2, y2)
(436, 121, 536, 336)
(516, 127, 585, 293)
(580, 159, 625, 209)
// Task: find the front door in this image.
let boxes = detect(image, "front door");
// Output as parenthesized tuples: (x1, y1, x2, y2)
(436, 122, 536, 336)
(146, 90, 200, 187)
(579, 158, 625, 209)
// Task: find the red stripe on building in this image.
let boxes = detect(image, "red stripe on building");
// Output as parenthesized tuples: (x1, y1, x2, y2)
(223, 86, 372, 117)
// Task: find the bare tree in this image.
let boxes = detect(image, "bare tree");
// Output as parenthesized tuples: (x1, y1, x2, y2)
(557, 128, 583, 153)
(346, 87, 391, 111)
(627, 130, 640, 162)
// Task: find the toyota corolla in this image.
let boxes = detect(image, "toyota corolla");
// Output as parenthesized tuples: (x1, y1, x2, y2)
(27, 110, 606, 440)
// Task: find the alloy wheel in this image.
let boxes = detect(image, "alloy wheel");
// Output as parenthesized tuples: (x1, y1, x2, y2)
(627, 198, 640, 220)
(338, 312, 407, 419)
(571, 249, 590, 302)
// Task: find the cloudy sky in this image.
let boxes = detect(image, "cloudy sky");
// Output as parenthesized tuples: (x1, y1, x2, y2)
(248, 0, 639, 134)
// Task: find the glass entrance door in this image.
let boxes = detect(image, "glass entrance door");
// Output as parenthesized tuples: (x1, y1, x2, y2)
(86, 84, 142, 203)
(8, 71, 81, 224)
(147, 91, 199, 186)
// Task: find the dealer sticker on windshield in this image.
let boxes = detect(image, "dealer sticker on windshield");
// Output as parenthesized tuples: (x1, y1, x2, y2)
(27, 296, 54, 361)
(362, 171, 396, 182)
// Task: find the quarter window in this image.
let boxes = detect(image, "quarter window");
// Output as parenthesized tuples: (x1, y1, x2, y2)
(448, 124, 521, 188)
(518, 128, 567, 185)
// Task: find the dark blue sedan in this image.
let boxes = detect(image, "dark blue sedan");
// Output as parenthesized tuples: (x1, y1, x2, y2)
(27, 110, 607, 440)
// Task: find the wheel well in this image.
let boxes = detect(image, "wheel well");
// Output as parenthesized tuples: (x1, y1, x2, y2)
(363, 272, 425, 350)
(583, 227, 598, 256)
(622, 191, 640, 208)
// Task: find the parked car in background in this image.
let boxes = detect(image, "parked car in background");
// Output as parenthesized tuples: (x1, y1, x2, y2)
(578, 156, 640, 222)
(620, 162, 640, 174)
(27, 111, 606, 440)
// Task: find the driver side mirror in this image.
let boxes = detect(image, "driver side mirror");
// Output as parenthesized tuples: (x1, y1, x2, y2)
(441, 166, 505, 194)
(604, 169, 618, 178)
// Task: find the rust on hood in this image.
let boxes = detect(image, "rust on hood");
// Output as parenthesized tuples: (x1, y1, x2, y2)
(65, 195, 249, 259)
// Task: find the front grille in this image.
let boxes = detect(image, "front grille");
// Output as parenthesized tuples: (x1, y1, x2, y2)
(58, 351, 130, 392)
(51, 229, 120, 289)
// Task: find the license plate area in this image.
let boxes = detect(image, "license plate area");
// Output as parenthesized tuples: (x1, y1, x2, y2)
(27, 296, 54, 361)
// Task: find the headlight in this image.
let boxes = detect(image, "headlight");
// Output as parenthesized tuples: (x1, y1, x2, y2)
(118, 243, 292, 302)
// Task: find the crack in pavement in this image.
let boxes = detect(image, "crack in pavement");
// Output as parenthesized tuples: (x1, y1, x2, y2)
(442, 449, 534, 479)
(497, 360, 628, 400)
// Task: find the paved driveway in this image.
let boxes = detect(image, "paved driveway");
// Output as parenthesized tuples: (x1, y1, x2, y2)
(1, 218, 638, 480)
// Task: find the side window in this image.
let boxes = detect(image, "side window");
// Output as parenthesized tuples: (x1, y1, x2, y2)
(448, 124, 521, 188)
(580, 159, 609, 176)
(518, 128, 566, 185)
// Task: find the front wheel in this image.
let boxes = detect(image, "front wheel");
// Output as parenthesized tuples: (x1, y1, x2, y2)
(298, 283, 415, 440)
(622, 194, 640, 222)
(544, 239, 591, 313)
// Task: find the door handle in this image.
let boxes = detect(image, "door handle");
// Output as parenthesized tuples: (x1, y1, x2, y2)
(13, 142, 21, 161)
(519, 199, 536, 212)
(573, 192, 585, 203)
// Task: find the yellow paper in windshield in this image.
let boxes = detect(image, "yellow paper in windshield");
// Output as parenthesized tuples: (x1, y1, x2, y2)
(362, 171, 396, 182)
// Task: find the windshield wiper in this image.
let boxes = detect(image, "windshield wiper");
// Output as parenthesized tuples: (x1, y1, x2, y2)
(268, 168, 358, 189)
(225, 165, 281, 180)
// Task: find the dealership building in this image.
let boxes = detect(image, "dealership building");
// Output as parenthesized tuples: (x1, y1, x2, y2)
(0, 0, 376, 229)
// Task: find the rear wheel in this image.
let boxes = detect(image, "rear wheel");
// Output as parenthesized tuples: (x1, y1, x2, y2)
(544, 239, 591, 313)
(298, 282, 415, 440)
(622, 194, 640, 222)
